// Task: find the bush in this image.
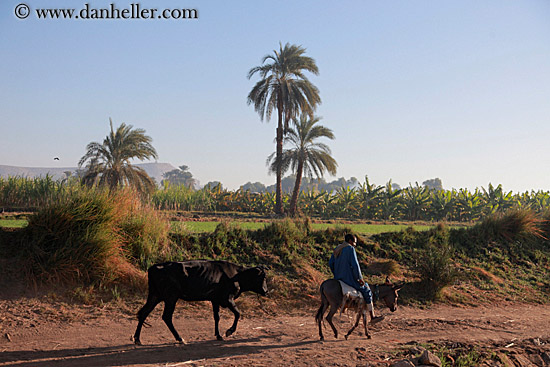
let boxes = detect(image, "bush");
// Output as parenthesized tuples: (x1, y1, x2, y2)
(15, 188, 169, 287)
(475, 209, 543, 243)
(118, 203, 172, 270)
(414, 227, 457, 299)
(204, 221, 256, 263)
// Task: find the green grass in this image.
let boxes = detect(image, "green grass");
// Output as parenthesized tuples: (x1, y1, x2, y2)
(0, 220, 27, 228)
(171, 221, 434, 235)
(1, 218, 435, 234)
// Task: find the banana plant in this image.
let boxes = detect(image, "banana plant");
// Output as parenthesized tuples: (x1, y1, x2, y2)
(357, 175, 384, 220)
(402, 183, 431, 221)
(429, 189, 457, 221)
(456, 188, 483, 221)
(334, 186, 359, 218)
(379, 180, 402, 220)
(482, 183, 515, 215)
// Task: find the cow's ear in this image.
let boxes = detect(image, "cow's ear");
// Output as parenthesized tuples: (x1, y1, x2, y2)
(256, 265, 268, 275)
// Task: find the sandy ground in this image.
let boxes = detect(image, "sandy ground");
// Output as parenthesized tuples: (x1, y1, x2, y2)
(1, 295, 550, 367)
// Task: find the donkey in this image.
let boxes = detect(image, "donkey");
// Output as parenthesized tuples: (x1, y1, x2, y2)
(315, 277, 402, 341)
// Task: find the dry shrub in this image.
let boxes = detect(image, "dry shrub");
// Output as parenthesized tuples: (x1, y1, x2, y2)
(470, 266, 504, 284)
(477, 209, 544, 242)
(17, 188, 168, 289)
(365, 259, 401, 277)
(116, 193, 172, 270)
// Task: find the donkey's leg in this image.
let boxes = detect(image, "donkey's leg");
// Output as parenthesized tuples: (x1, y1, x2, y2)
(362, 310, 371, 339)
(345, 311, 362, 340)
(325, 306, 339, 339)
(316, 301, 328, 341)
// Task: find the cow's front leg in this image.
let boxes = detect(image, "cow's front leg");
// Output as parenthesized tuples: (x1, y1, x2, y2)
(225, 299, 240, 337)
(212, 302, 223, 340)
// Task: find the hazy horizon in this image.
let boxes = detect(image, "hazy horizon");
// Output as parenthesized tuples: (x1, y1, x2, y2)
(1, 1, 549, 192)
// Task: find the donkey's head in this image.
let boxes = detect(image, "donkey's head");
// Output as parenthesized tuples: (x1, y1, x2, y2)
(378, 276, 403, 312)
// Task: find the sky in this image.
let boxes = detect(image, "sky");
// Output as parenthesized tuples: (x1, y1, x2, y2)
(1, 0, 549, 192)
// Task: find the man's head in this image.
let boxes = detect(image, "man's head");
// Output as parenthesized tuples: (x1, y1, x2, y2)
(344, 234, 357, 246)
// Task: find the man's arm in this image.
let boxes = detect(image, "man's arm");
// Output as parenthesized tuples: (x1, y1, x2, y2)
(349, 248, 363, 283)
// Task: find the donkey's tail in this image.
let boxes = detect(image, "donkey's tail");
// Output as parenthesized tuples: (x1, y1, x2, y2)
(315, 282, 327, 323)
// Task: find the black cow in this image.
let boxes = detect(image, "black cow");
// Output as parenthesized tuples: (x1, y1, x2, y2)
(133, 260, 268, 345)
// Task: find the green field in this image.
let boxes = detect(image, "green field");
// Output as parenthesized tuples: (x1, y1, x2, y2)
(0, 220, 27, 228)
(173, 221, 434, 235)
(1, 219, 433, 235)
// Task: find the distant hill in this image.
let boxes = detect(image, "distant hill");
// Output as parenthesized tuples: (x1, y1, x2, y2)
(0, 162, 178, 185)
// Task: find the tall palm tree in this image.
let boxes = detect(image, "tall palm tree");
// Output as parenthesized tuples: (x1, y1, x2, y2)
(267, 114, 337, 216)
(78, 118, 158, 195)
(247, 42, 321, 215)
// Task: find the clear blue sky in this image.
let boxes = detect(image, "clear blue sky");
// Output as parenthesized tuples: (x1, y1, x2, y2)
(1, 0, 549, 192)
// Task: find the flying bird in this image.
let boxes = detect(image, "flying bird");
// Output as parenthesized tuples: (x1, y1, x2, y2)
(54, 157, 59, 160)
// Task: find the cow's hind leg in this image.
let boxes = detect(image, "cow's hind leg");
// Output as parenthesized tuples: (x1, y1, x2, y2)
(224, 299, 240, 338)
(133, 294, 160, 345)
(162, 297, 184, 343)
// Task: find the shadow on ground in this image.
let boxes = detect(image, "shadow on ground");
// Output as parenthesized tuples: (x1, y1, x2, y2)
(0, 334, 320, 367)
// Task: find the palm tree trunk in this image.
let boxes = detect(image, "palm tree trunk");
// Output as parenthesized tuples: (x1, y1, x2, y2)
(275, 99, 284, 215)
(289, 159, 304, 216)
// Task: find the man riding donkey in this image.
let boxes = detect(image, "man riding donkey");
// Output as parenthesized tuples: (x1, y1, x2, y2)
(329, 233, 385, 324)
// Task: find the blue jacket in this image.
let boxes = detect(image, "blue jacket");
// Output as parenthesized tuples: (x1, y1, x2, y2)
(329, 244, 363, 289)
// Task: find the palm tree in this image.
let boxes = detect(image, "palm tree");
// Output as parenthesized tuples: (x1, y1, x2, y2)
(247, 42, 321, 215)
(78, 118, 158, 195)
(267, 114, 337, 216)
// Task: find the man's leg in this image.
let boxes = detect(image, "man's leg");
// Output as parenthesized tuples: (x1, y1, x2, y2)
(359, 286, 384, 323)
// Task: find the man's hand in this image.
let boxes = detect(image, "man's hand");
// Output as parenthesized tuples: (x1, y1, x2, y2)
(358, 278, 365, 286)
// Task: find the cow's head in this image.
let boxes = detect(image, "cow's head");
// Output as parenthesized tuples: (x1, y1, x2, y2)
(253, 266, 269, 296)
(236, 266, 268, 296)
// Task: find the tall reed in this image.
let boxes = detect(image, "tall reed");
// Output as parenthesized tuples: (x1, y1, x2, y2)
(16, 188, 171, 287)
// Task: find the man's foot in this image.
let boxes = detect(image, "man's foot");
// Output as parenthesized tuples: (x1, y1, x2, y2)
(370, 315, 385, 324)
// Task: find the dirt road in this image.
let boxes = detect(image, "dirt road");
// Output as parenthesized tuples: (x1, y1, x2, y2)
(1, 299, 549, 367)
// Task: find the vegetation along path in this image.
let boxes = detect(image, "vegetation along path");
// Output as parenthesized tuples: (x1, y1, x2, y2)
(1, 299, 549, 366)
